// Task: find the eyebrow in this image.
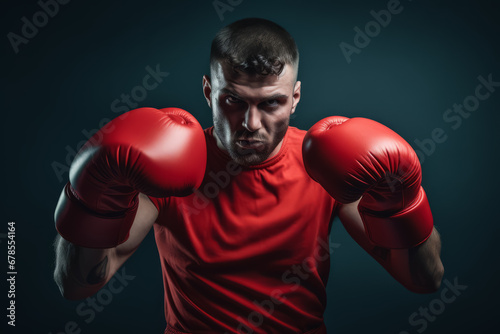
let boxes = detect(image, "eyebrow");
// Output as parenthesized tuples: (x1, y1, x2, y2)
(221, 88, 289, 101)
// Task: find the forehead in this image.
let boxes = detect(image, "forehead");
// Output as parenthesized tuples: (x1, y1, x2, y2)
(211, 61, 296, 96)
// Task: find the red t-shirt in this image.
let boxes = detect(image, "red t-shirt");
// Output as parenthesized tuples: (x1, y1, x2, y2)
(148, 126, 337, 334)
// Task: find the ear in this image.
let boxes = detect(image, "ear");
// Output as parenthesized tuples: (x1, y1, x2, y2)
(291, 80, 301, 114)
(202, 75, 212, 108)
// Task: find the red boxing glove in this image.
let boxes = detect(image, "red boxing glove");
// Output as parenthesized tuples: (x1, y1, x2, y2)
(302, 116, 433, 249)
(55, 107, 207, 248)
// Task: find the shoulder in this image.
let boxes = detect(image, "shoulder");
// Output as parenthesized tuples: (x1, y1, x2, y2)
(284, 126, 307, 152)
(286, 126, 307, 142)
(287, 126, 307, 138)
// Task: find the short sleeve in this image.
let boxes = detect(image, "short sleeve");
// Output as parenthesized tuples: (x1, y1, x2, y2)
(147, 195, 169, 217)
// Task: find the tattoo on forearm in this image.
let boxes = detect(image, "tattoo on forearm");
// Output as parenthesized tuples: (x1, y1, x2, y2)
(86, 256, 108, 285)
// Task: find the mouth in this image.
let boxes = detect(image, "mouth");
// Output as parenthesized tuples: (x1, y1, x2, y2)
(236, 139, 264, 150)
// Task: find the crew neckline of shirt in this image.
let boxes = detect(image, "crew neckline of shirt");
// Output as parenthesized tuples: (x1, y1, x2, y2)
(207, 126, 289, 170)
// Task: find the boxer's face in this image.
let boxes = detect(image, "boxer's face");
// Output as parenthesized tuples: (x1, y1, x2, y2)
(203, 62, 301, 166)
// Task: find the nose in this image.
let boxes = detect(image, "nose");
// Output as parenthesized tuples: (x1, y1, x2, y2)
(242, 106, 262, 132)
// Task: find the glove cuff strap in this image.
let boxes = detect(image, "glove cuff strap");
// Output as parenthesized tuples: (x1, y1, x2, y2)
(359, 187, 434, 249)
(54, 183, 138, 248)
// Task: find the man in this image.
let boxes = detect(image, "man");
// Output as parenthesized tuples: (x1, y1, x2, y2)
(53, 18, 444, 334)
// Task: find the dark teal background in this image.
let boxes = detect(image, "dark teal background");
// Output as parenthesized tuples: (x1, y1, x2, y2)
(2, 0, 499, 333)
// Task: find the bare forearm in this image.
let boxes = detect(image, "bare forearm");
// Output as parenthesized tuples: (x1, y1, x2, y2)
(399, 227, 444, 291)
(377, 227, 444, 293)
(339, 204, 444, 293)
(53, 234, 114, 300)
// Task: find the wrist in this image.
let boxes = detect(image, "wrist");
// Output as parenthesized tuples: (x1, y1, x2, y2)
(358, 187, 434, 249)
(55, 183, 139, 248)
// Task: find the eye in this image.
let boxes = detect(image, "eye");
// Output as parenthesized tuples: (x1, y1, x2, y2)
(226, 95, 241, 104)
(260, 99, 281, 110)
(265, 99, 279, 107)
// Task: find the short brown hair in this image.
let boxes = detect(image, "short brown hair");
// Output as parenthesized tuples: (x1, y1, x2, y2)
(210, 18, 299, 77)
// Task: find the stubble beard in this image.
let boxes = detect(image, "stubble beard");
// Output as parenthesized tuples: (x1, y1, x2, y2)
(213, 116, 289, 167)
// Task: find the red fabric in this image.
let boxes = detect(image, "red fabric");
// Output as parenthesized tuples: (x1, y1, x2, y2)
(149, 126, 337, 334)
(55, 107, 206, 248)
(303, 116, 433, 248)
